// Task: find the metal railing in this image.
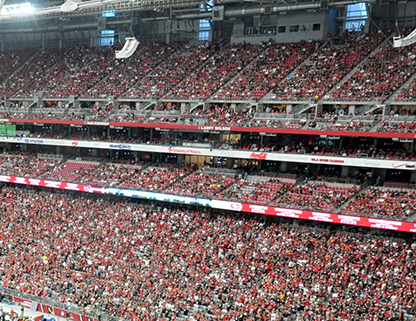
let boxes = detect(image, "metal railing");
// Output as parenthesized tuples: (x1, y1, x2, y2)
(338, 114, 380, 122)
(151, 110, 181, 117)
(383, 115, 416, 122)
(253, 113, 302, 120)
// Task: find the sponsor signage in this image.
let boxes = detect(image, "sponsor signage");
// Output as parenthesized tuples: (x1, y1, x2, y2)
(0, 136, 412, 170)
(250, 152, 267, 160)
(0, 176, 106, 194)
(211, 201, 416, 233)
(11, 296, 32, 309)
(109, 144, 132, 150)
(36, 303, 99, 321)
(168, 146, 202, 154)
(198, 126, 231, 131)
(24, 138, 45, 144)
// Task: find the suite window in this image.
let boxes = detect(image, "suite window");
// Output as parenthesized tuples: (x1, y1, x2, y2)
(290, 25, 299, 32)
(313, 23, 321, 31)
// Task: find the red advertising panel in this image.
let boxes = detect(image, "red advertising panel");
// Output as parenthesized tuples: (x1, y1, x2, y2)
(36, 303, 99, 321)
(238, 203, 416, 233)
(0, 175, 105, 194)
(11, 296, 32, 309)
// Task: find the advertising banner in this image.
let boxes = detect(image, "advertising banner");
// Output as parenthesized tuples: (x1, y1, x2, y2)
(210, 200, 416, 233)
(0, 137, 415, 170)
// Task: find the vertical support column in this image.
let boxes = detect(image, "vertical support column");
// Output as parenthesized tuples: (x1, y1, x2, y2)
(166, 1, 173, 44)
(383, 104, 391, 118)
(177, 154, 185, 165)
(348, 104, 355, 115)
(341, 166, 350, 178)
(0, 33, 5, 51)
(41, 32, 46, 50)
(279, 162, 288, 173)
(306, 163, 315, 177)
(58, 23, 64, 49)
(181, 102, 187, 114)
(411, 171, 416, 184)
(315, 104, 323, 117)
(133, 151, 139, 162)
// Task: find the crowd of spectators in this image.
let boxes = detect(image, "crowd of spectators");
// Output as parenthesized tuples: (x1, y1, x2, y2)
(0, 187, 415, 321)
(49, 46, 118, 98)
(342, 187, 416, 220)
(279, 181, 360, 212)
(376, 120, 416, 134)
(0, 155, 59, 178)
(245, 119, 306, 129)
(83, 43, 176, 98)
(186, 105, 255, 127)
(119, 166, 194, 191)
(329, 42, 416, 101)
(272, 31, 385, 100)
(0, 49, 64, 98)
(325, 121, 373, 132)
(0, 50, 34, 84)
(216, 178, 294, 205)
(124, 44, 211, 99)
(212, 41, 316, 100)
(396, 77, 416, 101)
(166, 42, 261, 100)
(164, 172, 237, 199)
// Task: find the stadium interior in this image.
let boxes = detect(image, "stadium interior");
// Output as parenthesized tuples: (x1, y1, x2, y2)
(0, 0, 416, 320)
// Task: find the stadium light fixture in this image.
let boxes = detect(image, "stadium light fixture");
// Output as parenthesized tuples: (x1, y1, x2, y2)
(0, 2, 34, 16)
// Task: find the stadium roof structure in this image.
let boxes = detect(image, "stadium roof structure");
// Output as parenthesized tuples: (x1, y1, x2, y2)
(0, 0, 378, 21)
